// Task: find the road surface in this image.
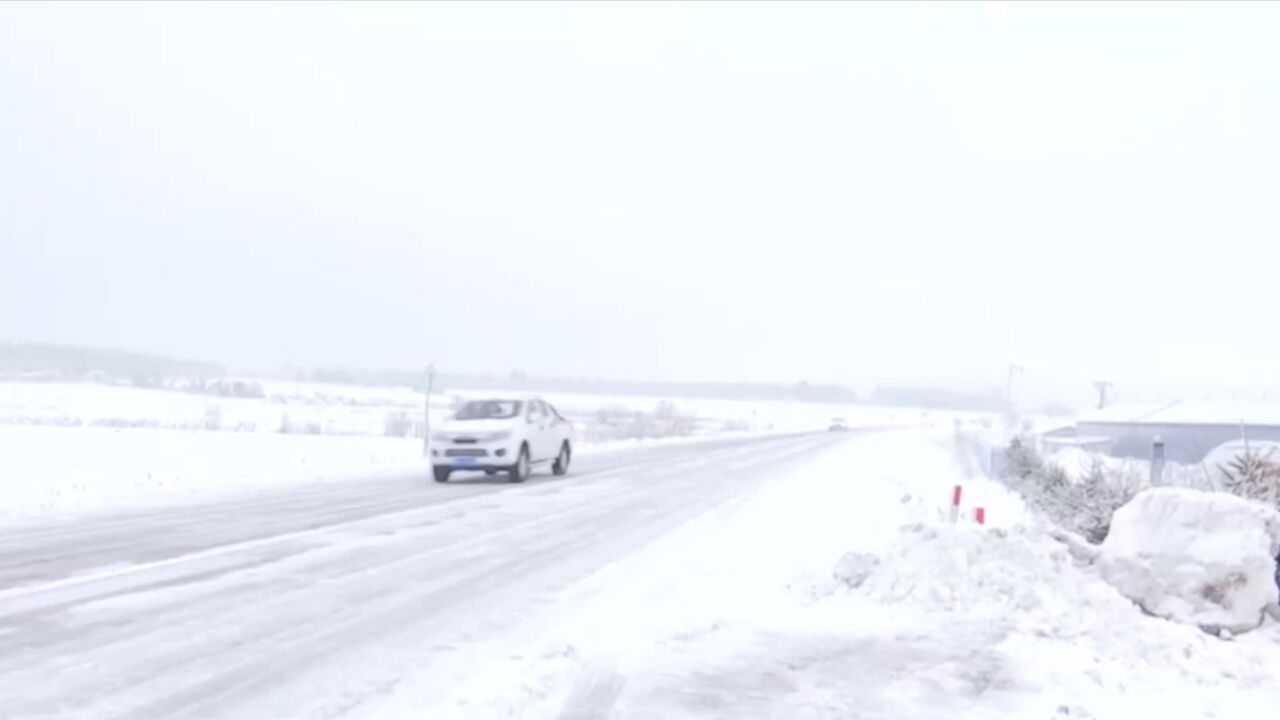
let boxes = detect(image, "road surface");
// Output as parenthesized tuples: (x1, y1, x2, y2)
(0, 432, 847, 720)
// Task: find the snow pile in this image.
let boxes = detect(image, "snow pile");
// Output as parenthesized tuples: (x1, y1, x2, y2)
(847, 524, 1079, 618)
(825, 493, 1280, 718)
(1099, 487, 1280, 633)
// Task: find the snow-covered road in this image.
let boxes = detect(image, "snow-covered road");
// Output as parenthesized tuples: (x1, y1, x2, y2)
(0, 432, 847, 720)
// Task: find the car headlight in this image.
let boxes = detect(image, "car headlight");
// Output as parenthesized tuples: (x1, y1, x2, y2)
(479, 431, 512, 442)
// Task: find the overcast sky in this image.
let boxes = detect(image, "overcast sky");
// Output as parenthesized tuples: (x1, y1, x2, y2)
(3, 2, 1280, 402)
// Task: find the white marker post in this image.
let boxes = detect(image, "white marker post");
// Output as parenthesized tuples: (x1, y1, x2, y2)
(422, 363, 435, 458)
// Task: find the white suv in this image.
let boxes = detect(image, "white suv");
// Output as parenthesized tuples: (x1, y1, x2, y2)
(430, 398, 573, 483)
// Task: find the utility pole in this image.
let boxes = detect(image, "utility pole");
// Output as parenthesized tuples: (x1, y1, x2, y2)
(422, 363, 435, 458)
(1093, 381, 1113, 410)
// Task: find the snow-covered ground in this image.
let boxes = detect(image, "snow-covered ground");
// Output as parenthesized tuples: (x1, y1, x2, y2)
(0, 379, 935, 438)
(354, 432, 1280, 720)
(4, 428, 1279, 718)
(0, 379, 438, 436)
(0, 379, 983, 518)
(0, 426, 426, 518)
(0, 433, 848, 718)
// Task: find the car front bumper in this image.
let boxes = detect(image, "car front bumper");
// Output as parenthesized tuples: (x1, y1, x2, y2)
(430, 439, 520, 469)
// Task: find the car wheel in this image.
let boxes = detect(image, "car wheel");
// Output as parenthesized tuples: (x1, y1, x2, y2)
(484, 469, 497, 476)
(433, 466, 451, 483)
(509, 445, 530, 483)
(552, 442, 571, 476)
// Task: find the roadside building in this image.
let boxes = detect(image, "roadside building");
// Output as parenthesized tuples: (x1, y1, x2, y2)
(1075, 401, 1280, 464)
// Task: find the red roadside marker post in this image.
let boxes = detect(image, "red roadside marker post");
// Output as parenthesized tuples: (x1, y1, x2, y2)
(950, 485, 962, 524)
(975, 507, 986, 525)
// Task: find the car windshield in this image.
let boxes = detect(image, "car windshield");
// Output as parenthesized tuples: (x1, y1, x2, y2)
(454, 400, 522, 420)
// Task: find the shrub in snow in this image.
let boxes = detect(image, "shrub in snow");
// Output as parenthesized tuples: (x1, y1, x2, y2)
(277, 414, 321, 435)
(999, 440, 1134, 544)
(205, 379, 266, 399)
(203, 404, 222, 432)
(383, 410, 413, 438)
(1217, 448, 1280, 509)
(584, 403, 699, 442)
(1070, 459, 1138, 544)
(1098, 488, 1280, 635)
(654, 400, 694, 437)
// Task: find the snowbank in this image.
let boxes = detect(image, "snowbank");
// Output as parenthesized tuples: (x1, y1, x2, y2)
(1099, 488, 1280, 634)
(827, 466, 1280, 718)
(850, 524, 1082, 617)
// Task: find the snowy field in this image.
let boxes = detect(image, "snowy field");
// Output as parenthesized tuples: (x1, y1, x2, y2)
(0, 426, 426, 518)
(0, 380, 980, 519)
(0, 379, 936, 437)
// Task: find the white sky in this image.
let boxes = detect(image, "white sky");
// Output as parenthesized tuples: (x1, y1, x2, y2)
(3, 2, 1279, 402)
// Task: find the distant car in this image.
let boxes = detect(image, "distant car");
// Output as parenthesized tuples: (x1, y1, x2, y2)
(828, 417, 849, 432)
(430, 398, 573, 483)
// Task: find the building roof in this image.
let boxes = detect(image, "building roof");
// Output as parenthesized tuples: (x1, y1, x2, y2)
(1043, 435, 1114, 446)
(1080, 400, 1280, 427)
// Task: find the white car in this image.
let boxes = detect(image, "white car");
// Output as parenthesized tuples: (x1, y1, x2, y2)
(430, 397, 573, 483)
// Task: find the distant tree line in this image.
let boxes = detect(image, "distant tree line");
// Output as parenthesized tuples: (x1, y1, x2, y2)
(0, 342, 224, 385)
(5, 343, 1050, 414)
(304, 367, 860, 405)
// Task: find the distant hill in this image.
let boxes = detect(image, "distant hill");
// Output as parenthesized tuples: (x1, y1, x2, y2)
(0, 342, 224, 383)
(0, 342, 862, 405)
(304, 367, 860, 405)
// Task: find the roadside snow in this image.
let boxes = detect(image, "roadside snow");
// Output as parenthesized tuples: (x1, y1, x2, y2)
(354, 430, 1280, 720)
(1099, 488, 1280, 634)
